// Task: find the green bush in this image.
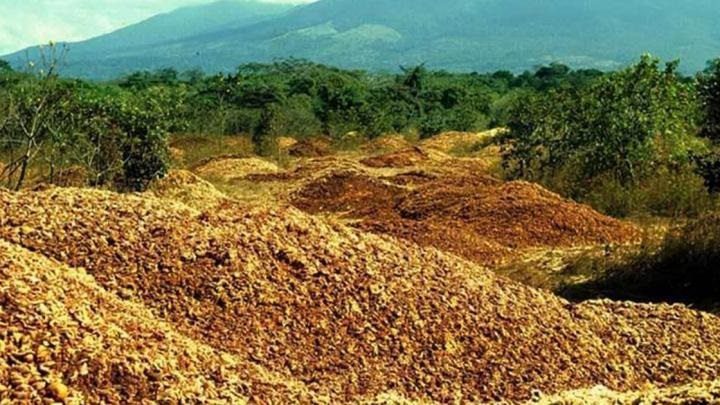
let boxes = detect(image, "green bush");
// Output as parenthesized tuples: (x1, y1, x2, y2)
(256, 95, 322, 140)
(502, 56, 706, 217)
(58, 85, 179, 191)
(694, 149, 720, 193)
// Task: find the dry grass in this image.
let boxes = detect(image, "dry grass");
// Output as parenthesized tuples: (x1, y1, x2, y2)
(169, 134, 255, 168)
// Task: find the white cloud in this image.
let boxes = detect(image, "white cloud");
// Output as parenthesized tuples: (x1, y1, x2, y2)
(0, 0, 316, 55)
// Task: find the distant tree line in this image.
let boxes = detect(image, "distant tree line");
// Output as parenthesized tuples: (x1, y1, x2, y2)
(2, 51, 720, 210)
(113, 59, 605, 141)
(0, 55, 604, 190)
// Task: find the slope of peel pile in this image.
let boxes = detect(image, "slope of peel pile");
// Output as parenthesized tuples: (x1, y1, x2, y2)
(1, 187, 719, 403)
(532, 380, 720, 404)
(0, 240, 320, 403)
(293, 169, 638, 265)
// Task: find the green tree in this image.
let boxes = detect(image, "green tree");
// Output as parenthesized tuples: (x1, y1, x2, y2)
(503, 55, 700, 194)
(0, 44, 71, 190)
(698, 59, 720, 141)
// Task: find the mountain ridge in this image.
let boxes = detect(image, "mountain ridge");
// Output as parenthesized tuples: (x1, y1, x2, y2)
(4, 0, 720, 79)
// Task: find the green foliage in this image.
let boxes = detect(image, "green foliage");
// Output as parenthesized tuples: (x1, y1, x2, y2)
(583, 167, 713, 218)
(177, 60, 554, 144)
(694, 149, 720, 193)
(0, 60, 12, 72)
(698, 59, 720, 141)
(5, 55, 718, 213)
(117, 69, 180, 90)
(1, 74, 181, 191)
(256, 95, 322, 140)
(0, 70, 75, 189)
(503, 56, 702, 209)
(110, 88, 178, 191)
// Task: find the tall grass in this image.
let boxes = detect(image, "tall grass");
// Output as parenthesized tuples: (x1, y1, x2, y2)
(560, 214, 720, 311)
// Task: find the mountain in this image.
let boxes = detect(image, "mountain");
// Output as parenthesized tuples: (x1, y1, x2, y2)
(1, 0, 295, 79)
(74, 0, 295, 53)
(4, 0, 720, 79)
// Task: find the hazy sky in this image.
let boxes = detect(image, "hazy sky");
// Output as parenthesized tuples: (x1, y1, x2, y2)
(0, 0, 315, 55)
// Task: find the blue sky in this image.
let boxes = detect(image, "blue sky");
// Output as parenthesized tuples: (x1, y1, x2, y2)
(0, 0, 314, 55)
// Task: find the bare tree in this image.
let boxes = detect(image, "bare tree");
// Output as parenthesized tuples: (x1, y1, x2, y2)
(0, 43, 69, 190)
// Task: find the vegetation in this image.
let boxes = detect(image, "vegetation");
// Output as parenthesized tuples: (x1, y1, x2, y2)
(0, 48, 184, 191)
(502, 56, 714, 217)
(561, 214, 720, 311)
(2, 51, 720, 218)
(2, 55, 601, 190)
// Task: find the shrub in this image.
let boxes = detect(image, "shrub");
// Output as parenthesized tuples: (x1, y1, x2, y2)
(502, 56, 704, 216)
(504, 56, 699, 186)
(66, 86, 179, 191)
(694, 149, 720, 192)
(255, 95, 322, 140)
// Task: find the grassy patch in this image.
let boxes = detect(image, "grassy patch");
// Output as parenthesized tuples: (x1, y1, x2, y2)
(559, 215, 720, 312)
(170, 134, 255, 169)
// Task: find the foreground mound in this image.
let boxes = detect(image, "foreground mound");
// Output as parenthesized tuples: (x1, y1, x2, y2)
(1, 188, 718, 403)
(535, 380, 720, 404)
(0, 239, 318, 403)
(293, 170, 638, 264)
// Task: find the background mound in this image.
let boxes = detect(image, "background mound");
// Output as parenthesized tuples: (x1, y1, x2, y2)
(148, 170, 229, 210)
(360, 147, 449, 168)
(193, 157, 280, 181)
(276, 136, 299, 152)
(398, 180, 639, 249)
(292, 171, 638, 265)
(0, 188, 718, 403)
(288, 137, 333, 158)
(291, 170, 405, 217)
(420, 129, 504, 153)
(361, 135, 413, 154)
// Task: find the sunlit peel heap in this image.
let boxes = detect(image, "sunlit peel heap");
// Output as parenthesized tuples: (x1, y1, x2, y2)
(1, 187, 719, 403)
(291, 164, 639, 265)
(0, 240, 320, 403)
